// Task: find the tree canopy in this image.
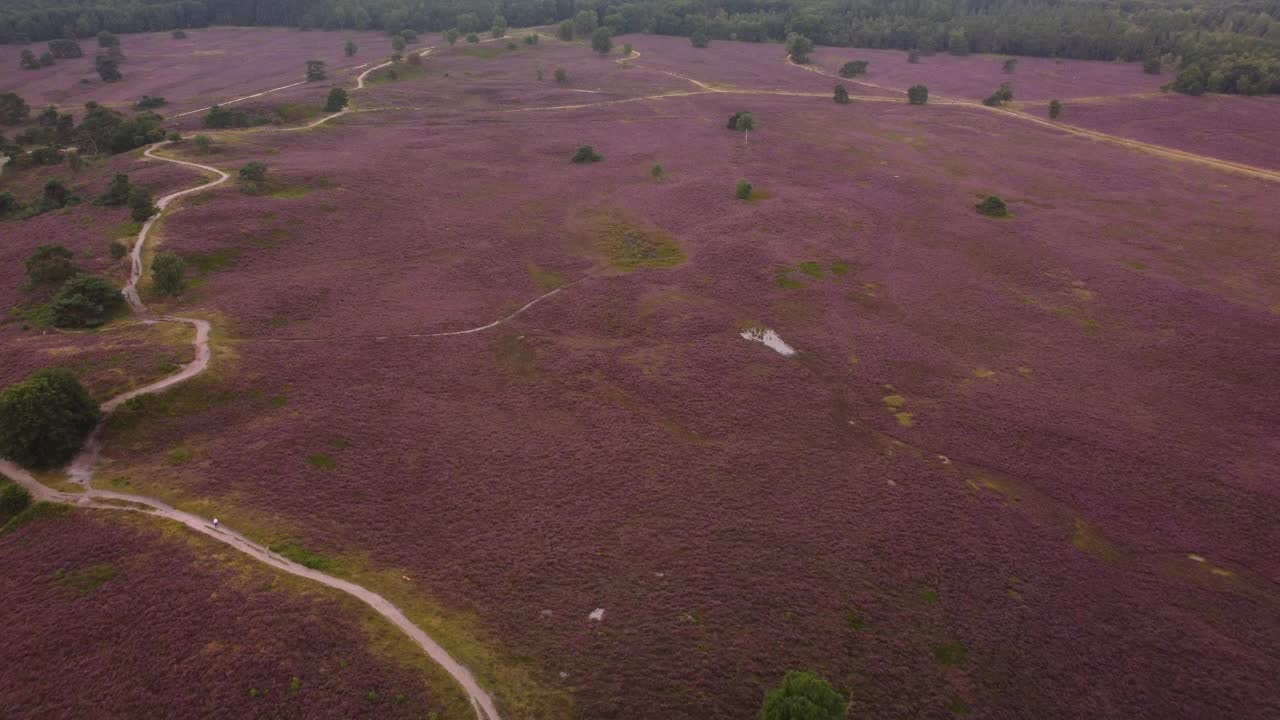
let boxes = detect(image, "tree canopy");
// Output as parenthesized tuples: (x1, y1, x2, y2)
(759, 671, 847, 720)
(0, 368, 101, 470)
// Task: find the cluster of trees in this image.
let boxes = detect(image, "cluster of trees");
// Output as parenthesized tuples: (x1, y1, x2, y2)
(1, 97, 166, 166)
(982, 81, 1014, 107)
(19, 244, 125, 330)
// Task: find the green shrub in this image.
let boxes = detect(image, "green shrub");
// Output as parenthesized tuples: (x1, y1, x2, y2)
(735, 179, 753, 199)
(1049, 99, 1062, 119)
(49, 274, 122, 328)
(975, 195, 1009, 217)
(570, 145, 602, 163)
(0, 368, 101, 469)
(25, 244, 75, 286)
(785, 33, 814, 64)
(907, 84, 929, 104)
(834, 84, 850, 104)
(95, 173, 131, 206)
(759, 671, 847, 720)
(128, 187, 155, 222)
(839, 60, 868, 77)
(592, 28, 613, 55)
(152, 252, 185, 296)
(0, 483, 32, 517)
(108, 241, 128, 260)
(554, 66, 568, 83)
(324, 87, 349, 112)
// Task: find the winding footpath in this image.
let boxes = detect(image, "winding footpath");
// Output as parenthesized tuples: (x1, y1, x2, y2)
(1, 48, 504, 720)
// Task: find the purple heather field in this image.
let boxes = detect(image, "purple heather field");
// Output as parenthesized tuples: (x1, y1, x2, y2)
(2, 29, 1279, 720)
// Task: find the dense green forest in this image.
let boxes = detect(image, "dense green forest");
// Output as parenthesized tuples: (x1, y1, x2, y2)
(1, 0, 1278, 94)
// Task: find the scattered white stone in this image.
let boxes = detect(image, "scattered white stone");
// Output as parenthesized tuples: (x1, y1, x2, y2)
(654, 571, 665, 578)
(588, 608, 605, 621)
(886, 479, 897, 486)
(1188, 554, 1206, 563)
(559, 672, 569, 679)
(937, 455, 951, 465)
(739, 328, 796, 356)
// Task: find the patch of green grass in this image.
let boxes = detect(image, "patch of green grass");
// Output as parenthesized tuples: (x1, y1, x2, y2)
(183, 249, 240, 275)
(798, 261, 823, 278)
(775, 266, 803, 289)
(593, 214, 684, 272)
(921, 588, 940, 605)
(272, 102, 322, 123)
(268, 539, 333, 571)
(167, 447, 190, 465)
(527, 263, 567, 292)
(308, 453, 336, 470)
(845, 610, 865, 631)
(329, 437, 350, 450)
(289, 676, 302, 693)
(933, 642, 967, 666)
(454, 46, 505, 59)
(1, 501, 70, 534)
(54, 563, 119, 597)
(949, 697, 971, 715)
(882, 394, 906, 409)
(495, 332, 538, 378)
(830, 260, 852, 275)
(269, 394, 288, 407)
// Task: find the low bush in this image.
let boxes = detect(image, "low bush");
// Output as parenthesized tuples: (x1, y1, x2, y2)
(570, 145, 602, 163)
(735, 179, 753, 199)
(976, 195, 1009, 217)
(759, 671, 846, 720)
(49, 274, 122, 328)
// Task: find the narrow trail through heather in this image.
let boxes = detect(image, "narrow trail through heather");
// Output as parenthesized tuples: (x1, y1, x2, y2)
(1, 46, 506, 720)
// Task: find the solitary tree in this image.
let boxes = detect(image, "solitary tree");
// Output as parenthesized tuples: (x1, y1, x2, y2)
(305, 59, 326, 81)
(554, 66, 568, 84)
(592, 28, 613, 55)
(0, 92, 29, 125)
(239, 161, 268, 193)
(345, 40, 358, 57)
(192, 134, 213, 153)
(0, 368, 102, 469)
(446, 28, 460, 44)
(491, 14, 508, 38)
(571, 145, 602, 163)
(95, 174, 132, 206)
(524, 34, 539, 46)
(907, 84, 928, 104)
(1048, 99, 1062, 119)
(785, 33, 814, 64)
(735, 111, 755, 142)
(691, 29, 710, 48)
(839, 60, 868, 77)
(152, 252, 185, 296)
(466, 33, 479, 44)
(976, 195, 1010, 217)
(651, 164, 664, 181)
(759, 671, 847, 720)
(95, 53, 122, 82)
(735, 179, 753, 199)
(325, 87, 349, 112)
(1002, 58, 1018, 74)
(623, 43, 633, 57)
(128, 187, 156, 222)
(834, 84, 850, 104)
(49, 274, 121, 328)
(25, 245, 76, 286)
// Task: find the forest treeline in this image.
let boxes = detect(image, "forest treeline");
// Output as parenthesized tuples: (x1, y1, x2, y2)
(1, 0, 1278, 94)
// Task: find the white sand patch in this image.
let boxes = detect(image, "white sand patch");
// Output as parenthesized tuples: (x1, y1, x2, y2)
(588, 608, 605, 621)
(740, 328, 796, 356)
